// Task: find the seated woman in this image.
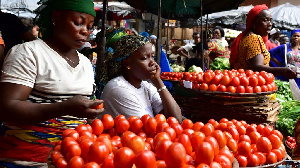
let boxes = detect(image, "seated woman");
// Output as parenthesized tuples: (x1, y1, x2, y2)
(0, 0, 104, 124)
(230, 4, 296, 80)
(269, 30, 300, 88)
(99, 35, 182, 122)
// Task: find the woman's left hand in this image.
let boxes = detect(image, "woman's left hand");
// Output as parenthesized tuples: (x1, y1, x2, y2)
(150, 62, 161, 80)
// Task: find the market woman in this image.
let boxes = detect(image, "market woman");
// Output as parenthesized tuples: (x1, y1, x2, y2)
(230, 4, 296, 80)
(0, 0, 104, 124)
(269, 30, 300, 88)
(99, 35, 182, 122)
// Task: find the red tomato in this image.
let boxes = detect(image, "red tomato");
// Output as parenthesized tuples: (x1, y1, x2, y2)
(165, 142, 187, 168)
(144, 118, 157, 134)
(62, 129, 76, 140)
(167, 117, 179, 125)
(246, 125, 257, 135)
(197, 163, 210, 168)
(67, 156, 84, 168)
(226, 138, 238, 153)
(217, 84, 227, 92)
(253, 86, 262, 93)
(230, 76, 240, 87)
(236, 85, 245, 93)
(236, 125, 246, 136)
(98, 137, 112, 154)
(155, 114, 167, 123)
(249, 76, 258, 87)
(210, 162, 222, 168)
(92, 102, 103, 109)
(270, 130, 283, 141)
(257, 75, 266, 86)
(204, 136, 219, 157)
(200, 83, 209, 91)
(114, 115, 126, 125)
(114, 147, 135, 168)
(156, 160, 167, 168)
(135, 150, 156, 168)
(141, 114, 151, 126)
(145, 138, 154, 150)
(195, 142, 214, 165)
(101, 154, 114, 168)
(130, 118, 143, 134)
(266, 151, 277, 164)
(121, 131, 136, 147)
(156, 122, 169, 133)
(256, 124, 265, 134)
(226, 126, 239, 141)
(91, 119, 104, 135)
(268, 134, 281, 149)
(254, 151, 266, 165)
(200, 123, 215, 137)
(235, 155, 247, 167)
(66, 131, 79, 141)
(245, 86, 254, 93)
(155, 139, 172, 160)
(262, 126, 273, 137)
(219, 147, 234, 163)
(87, 141, 109, 165)
(226, 86, 236, 93)
(171, 123, 183, 137)
(208, 84, 218, 91)
(83, 162, 100, 168)
(162, 127, 176, 141)
(56, 157, 68, 168)
(249, 131, 261, 144)
(247, 154, 260, 167)
(61, 137, 79, 154)
(116, 119, 130, 134)
(239, 76, 249, 86)
(214, 155, 231, 168)
(217, 122, 228, 131)
(190, 131, 205, 150)
(261, 85, 269, 92)
(239, 135, 251, 144)
(272, 149, 284, 161)
(220, 75, 231, 86)
(204, 72, 214, 83)
(101, 114, 114, 130)
(178, 134, 193, 155)
(238, 141, 251, 157)
(246, 70, 254, 76)
(192, 122, 204, 131)
(256, 137, 272, 153)
(79, 138, 93, 160)
(181, 119, 194, 130)
(211, 74, 223, 85)
(75, 124, 88, 134)
(182, 129, 194, 137)
(153, 132, 171, 149)
(196, 74, 204, 83)
(51, 151, 64, 165)
(211, 130, 227, 148)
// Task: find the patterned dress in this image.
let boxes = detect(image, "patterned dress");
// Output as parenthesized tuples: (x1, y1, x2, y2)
(233, 34, 270, 70)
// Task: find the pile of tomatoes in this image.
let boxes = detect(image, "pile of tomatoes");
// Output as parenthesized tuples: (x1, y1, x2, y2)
(286, 136, 296, 149)
(160, 72, 183, 81)
(51, 114, 286, 168)
(179, 69, 277, 93)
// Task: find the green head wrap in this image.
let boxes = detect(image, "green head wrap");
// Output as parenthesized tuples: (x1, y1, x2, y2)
(98, 35, 150, 89)
(35, 0, 96, 39)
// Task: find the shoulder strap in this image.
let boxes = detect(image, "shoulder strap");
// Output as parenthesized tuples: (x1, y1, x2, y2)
(284, 44, 287, 66)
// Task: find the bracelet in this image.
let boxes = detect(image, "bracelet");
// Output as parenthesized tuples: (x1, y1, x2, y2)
(157, 86, 167, 92)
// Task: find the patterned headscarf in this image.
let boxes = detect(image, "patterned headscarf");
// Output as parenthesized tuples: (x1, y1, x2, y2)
(230, 4, 269, 68)
(99, 35, 150, 87)
(34, 0, 96, 40)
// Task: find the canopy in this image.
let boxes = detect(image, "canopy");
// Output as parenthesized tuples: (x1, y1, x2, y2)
(269, 3, 300, 30)
(1, 0, 39, 18)
(197, 5, 253, 25)
(94, 1, 135, 19)
(118, 0, 244, 20)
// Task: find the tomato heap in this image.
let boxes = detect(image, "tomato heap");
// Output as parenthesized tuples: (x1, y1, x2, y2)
(179, 69, 277, 93)
(51, 114, 286, 168)
(160, 72, 183, 81)
(286, 136, 296, 149)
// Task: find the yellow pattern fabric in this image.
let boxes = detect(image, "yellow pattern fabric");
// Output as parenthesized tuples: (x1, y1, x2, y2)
(233, 34, 270, 70)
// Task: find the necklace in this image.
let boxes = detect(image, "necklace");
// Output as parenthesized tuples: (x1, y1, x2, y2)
(49, 39, 78, 65)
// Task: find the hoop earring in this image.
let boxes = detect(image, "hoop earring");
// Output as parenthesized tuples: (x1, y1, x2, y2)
(127, 66, 130, 70)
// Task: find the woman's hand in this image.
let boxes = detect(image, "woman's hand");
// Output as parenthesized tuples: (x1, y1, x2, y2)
(150, 62, 162, 86)
(63, 95, 104, 119)
(284, 67, 297, 79)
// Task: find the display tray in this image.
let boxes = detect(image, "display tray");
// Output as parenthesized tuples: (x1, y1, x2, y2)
(176, 85, 277, 98)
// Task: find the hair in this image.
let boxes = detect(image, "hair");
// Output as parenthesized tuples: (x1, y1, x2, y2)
(192, 32, 200, 39)
(213, 26, 225, 37)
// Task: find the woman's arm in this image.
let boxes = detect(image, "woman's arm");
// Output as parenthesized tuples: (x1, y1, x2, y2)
(250, 53, 296, 79)
(177, 47, 190, 59)
(150, 63, 182, 123)
(0, 82, 104, 124)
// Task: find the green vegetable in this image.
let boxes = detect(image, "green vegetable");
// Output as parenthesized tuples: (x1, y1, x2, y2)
(209, 57, 230, 71)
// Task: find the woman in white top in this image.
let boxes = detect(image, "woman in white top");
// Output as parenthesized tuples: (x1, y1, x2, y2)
(0, 0, 104, 124)
(99, 35, 182, 122)
(213, 26, 229, 50)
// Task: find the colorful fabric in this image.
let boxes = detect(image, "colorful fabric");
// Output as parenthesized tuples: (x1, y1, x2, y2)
(0, 35, 5, 47)
(0, 117, 85, 163)
(98, 35, 149, 88)
(233, 34, 270, 70)
(105, 29, 128, 48)
(35, 0, 96, 39)
(230, 4, 269, 68)
(207, 40, 227, 60)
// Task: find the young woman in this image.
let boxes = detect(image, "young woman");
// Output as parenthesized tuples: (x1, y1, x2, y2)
(0, 0, 104, 124)
(230, 4, 296, 80)
(99, 35, 182, 122)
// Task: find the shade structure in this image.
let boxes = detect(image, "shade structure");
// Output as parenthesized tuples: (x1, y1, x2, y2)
(119, 0, 245, 20)
(269, 3, 300, 30)
(196, 5, 254, 26)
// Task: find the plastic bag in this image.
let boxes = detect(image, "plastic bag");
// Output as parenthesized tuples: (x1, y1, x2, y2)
(289, 79, 300, 101)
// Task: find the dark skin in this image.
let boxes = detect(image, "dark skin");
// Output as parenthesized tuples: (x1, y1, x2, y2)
(178, 34, 200, 59)
(245, 9, 296, 79)
(0, 10, 104, 124)
(122, 43, 182, 122)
